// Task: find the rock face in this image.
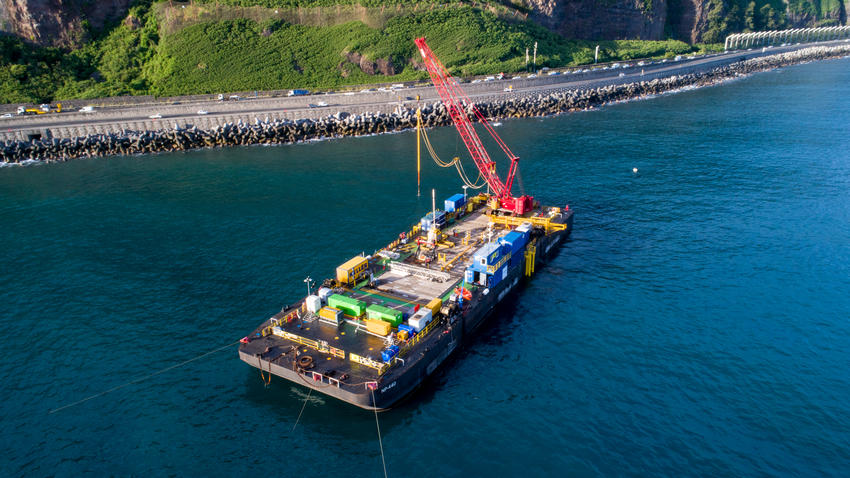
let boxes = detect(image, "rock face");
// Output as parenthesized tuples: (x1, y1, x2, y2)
(786, 0, 847, 28)
(0, 0, 131, 47)
(1, 0, 847, 52)
(667, 0, 710, 44)
(526, 0, 668, 40)
(339, 52, 398, 76)
(524, 0, 848, 43)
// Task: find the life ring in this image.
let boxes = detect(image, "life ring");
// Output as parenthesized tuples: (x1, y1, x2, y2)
(298, 355, 314, 369)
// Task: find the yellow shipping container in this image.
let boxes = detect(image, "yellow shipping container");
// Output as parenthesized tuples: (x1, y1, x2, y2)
(426, 298, 442, 316)
(397, 330, 409, 341)
(336, 256, 369, 285)
(364, 318, 391, 336)
(319, 306, 343, 322)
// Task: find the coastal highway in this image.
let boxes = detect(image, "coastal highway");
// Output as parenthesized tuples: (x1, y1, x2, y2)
(2, 41, 845, 140)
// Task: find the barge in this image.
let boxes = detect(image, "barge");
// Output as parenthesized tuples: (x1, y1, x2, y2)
(238, 196, 572, 409)
(238, 37, 574, 409)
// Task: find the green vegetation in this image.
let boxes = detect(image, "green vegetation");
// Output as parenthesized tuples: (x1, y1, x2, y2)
(0, 1, 721, 104)
(698, 0, 844, 43)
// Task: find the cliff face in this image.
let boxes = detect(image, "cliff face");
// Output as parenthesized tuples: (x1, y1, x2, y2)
(667, 0, 710, 43)
(524, 0, 848, 44)
(786, 0, 847, 27)
(0, 0, 131, 47)
(0, 0, 847, 50)
(526, 0, 668, 40)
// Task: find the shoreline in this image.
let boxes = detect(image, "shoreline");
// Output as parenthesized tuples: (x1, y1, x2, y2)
(2, 44, 849, 165)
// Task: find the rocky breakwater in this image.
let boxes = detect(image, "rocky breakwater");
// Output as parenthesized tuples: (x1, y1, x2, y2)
(2, 44, 850, 165)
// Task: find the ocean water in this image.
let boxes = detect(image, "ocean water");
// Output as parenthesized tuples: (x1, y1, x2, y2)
(2, 58, 849, 476)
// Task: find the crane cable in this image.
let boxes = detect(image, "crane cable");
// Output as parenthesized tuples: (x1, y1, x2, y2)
(420, 125, 486, 189)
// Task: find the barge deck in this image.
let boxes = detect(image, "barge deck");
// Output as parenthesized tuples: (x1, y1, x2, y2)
(239, 193, 573, 409)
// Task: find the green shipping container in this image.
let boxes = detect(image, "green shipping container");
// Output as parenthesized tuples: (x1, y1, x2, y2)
(366, 304, 403, 326)
(327, 294, 367, 317)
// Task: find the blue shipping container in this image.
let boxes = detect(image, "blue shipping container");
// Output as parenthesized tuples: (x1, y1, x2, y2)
(398, 324, 416, 336)
(500, 230, 529, 254)
(421, 210, 447, 229)
(473, 242, 501, 267)
(490, 262, 510, 287)
(444, 193, 466, 212)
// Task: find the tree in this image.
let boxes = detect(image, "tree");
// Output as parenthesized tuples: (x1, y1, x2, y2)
(703, 0, 729, 43)
(759, 4, 778, 29)
(744, 1, 757, 31)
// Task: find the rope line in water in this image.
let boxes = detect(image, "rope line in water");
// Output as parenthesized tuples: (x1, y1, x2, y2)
(48, 340, 241, 414)
(292, 388, 312, 432)
(372, 389, 388, 478)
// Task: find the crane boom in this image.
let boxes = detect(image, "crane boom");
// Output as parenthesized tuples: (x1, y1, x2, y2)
(415, 37, 533, 215)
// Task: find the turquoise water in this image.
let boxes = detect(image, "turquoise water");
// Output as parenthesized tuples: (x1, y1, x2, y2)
(2, 58, 849, 476)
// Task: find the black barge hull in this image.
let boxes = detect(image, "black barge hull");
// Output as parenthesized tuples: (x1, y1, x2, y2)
(239, 211, 573, 410)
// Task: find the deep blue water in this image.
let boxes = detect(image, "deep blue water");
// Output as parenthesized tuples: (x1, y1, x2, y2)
(2, 58, 850, 476)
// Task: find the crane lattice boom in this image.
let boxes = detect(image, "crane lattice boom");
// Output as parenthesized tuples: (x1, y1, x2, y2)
(414, 37, 533, 214)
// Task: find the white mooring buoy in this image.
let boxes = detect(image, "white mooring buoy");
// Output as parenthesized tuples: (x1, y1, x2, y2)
(632, 167, 639, 174)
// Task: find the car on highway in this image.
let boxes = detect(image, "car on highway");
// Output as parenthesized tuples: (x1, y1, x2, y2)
(548, 71, 560, 75)
(149, 113, 162, 119)
(79, 106, 95, 113)
(527, 74, 537, 78)
(1, 113, 13, 119)
(316, 101, 328, 107)
(484, 76, 495, 82)
(197, 110, 208, 115)
(512, 75, 523, 80)
(471, 79, 483, 83)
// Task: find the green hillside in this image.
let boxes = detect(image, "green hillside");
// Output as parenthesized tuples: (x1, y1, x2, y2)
(0, 1, 710, 104)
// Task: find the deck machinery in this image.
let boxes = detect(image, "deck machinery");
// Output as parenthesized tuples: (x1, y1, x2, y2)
(238, 38, 574, 409)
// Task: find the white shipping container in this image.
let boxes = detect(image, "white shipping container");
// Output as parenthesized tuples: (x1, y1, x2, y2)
(317, 287, 333, 302)
(408, 308, 432, 332)
(306, 295, 322, 313)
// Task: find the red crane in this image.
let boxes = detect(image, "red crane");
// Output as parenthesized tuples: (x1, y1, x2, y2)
(414, 37, 533, 215)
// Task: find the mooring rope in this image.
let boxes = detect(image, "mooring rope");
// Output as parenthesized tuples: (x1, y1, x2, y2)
(258, 356, 273, 386)
(48, 340, 241, 414)
(291, 388, 313, 432)
(371, 389, 389, 478)
(420, 125, 486, 189)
